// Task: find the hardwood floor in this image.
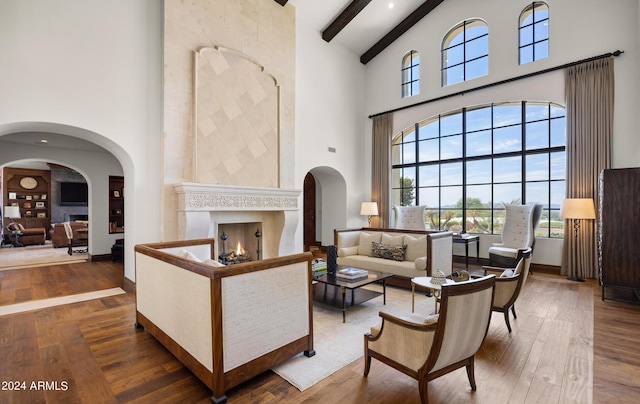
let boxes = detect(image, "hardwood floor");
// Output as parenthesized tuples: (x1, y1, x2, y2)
(0, 261, 638, 403)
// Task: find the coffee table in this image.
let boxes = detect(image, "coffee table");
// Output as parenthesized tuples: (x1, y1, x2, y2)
(313, 267, 393, 323)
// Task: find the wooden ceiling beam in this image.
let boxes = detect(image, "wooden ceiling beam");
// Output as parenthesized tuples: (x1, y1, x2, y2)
(360, 0, 445, 64)
(274, 0, 288, 6)
(322, 0, 373, 42)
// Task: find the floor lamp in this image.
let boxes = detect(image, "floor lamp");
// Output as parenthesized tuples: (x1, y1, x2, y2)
(560, 198, 596, 282)
(360, 202, 378, 227)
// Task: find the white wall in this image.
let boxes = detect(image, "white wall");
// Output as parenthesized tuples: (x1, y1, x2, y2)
(294, 9, 370, 245)
(0, 141, 124, 255)
(0, 0, 163, 282)
(361, 0, 640, 266)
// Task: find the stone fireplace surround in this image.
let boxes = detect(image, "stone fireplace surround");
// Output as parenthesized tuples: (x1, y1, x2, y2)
(174, 183, 301, 260)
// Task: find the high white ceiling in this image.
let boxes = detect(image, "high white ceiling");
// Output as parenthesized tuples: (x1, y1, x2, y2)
(289, 0, 427, 58)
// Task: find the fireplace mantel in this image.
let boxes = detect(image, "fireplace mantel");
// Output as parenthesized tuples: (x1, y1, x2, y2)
(175, 183, 300, 211)
(174, 183, 301, 257)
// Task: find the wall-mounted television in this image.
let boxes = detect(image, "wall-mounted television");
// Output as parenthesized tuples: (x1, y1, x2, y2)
(60, 182, 88, 206)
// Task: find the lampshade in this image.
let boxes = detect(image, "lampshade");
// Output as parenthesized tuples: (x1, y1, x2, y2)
(559, 198, 596, 220)
(4, 206, 20, 219)
(360, 202, 378, 216)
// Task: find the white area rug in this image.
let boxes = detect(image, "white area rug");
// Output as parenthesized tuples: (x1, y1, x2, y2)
(0, 241, 87, 271)
(0, 287, 126, 316)
(271, 284, 434, 391)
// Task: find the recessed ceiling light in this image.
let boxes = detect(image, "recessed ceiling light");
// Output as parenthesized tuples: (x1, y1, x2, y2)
(40, 139, 48, 144)
(388, 3, 394, 9)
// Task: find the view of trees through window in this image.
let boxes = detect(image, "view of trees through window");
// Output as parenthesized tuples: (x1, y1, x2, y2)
(391, 101, 566, 238)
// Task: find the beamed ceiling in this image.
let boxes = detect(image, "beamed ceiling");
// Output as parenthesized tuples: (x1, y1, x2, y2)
(276, 0, 446, 64)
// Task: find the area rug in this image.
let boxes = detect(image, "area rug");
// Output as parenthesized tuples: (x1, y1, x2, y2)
(0, 241, 87, 271)
(271, 284, 434, 391)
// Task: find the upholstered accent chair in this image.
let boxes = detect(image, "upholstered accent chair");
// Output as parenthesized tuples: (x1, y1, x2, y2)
(488, 203, 542, 267)
(393, 205, 428, 230)
(364, 275, 496, 403)
(63, 221, 88, 255)
(481, 249, 532, 333)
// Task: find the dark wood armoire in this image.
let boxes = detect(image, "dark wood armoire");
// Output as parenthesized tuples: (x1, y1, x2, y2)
(598, 167, 640, 303)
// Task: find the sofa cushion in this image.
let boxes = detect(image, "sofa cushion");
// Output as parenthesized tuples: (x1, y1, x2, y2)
(338, 246, 359, 257)
(338, 255, 423, 279)
(415, 256, 427, 271)
(381, 233, 404, 246)
(371, 242, 406, 261)
(358, 232, 381, 256)
(404, 235, 428, 261)
(337, 231, 360, 249)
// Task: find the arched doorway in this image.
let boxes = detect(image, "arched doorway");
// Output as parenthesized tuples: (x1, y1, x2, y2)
(303, 167, 347, 247)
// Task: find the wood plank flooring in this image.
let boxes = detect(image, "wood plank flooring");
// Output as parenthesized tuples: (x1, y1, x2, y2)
(0, 261, 638, 403)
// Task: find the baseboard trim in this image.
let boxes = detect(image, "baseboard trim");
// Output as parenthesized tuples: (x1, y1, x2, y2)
(123, 277, 136, 294)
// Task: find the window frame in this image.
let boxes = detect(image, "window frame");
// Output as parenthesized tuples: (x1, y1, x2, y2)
(391, 101, 566, 238)
(519, 2, 549, 65)
(441, 19, 489, 87)
(401, 50, 420, 98)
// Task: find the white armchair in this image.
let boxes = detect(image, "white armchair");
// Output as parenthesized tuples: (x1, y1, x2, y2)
(488, 203, 542, 267)
(393, 205, 427, 230)
(364, 275, 496, 403)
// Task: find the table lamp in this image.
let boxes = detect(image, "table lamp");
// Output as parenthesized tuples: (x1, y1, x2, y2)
(560, 198, 596, 282)
(4, 206, 20, 221)
(360, 202, 378, 227)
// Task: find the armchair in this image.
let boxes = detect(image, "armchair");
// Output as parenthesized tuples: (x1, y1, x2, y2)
(63, 221, 88, 255)
(488, 203, 542, 267)
(364, 275, 496, 403)
(482, 249, 532, 333)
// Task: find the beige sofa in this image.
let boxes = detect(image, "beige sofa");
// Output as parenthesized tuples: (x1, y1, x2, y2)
(334, 227, 453, 288)
(135, 238, 314, 404)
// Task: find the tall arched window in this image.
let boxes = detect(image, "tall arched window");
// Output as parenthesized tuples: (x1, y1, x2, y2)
(401, 50, 420, 97)
(441, 19, 488, 86)
(519, 2, 549, 64)
(391, 101, 566, 238)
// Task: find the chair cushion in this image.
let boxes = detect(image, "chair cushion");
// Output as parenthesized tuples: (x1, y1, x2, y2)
(371, 242, 406, 261)
(501, 204, 534, 248)
(488, 245, 520, 258)
(358, 232, 381, 256)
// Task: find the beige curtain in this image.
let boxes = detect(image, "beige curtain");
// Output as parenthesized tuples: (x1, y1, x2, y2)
(371, 113, 393, 228)
(563, 58, 614, 278)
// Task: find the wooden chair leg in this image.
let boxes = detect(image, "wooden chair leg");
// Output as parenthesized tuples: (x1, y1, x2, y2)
(364, 352, 372, 376)
(466, 356, 477, 391)
(511, 305, 517, 319)
(504, 310, 512, 333)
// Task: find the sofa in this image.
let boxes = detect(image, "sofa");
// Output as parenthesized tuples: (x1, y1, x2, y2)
(134, 238, 315, 404)
(334, 227, 453, 288)
(50, 221, 88, 248)
(5, 222, 46, 246)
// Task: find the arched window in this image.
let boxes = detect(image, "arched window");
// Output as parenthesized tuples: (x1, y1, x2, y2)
(391, 101, 566, 238)
(441, 19, 488, 86)
(401, 50, 420, 97)
(519, 2, 549, 64)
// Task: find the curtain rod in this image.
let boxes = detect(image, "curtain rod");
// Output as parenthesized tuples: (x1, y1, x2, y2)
(368, 50, 624, 119)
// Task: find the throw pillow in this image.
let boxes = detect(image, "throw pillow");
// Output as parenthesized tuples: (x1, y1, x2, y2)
(500, 268, 514, 278)
(204, 259, 225, 267)
(424, 314, 439, 325)
(358, 232, 381, 256)
(371, 242, 406, 261)
(338, 246, 359, 257)
(404, 235, 428, 261)
(177, 249, 202, 263)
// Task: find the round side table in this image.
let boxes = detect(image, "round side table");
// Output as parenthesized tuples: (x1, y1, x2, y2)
(411, 276, 454, 314)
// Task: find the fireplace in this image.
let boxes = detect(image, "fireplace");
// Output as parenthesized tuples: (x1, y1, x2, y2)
(217, 222, 262, 264)
(174, 183, 301, 260)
